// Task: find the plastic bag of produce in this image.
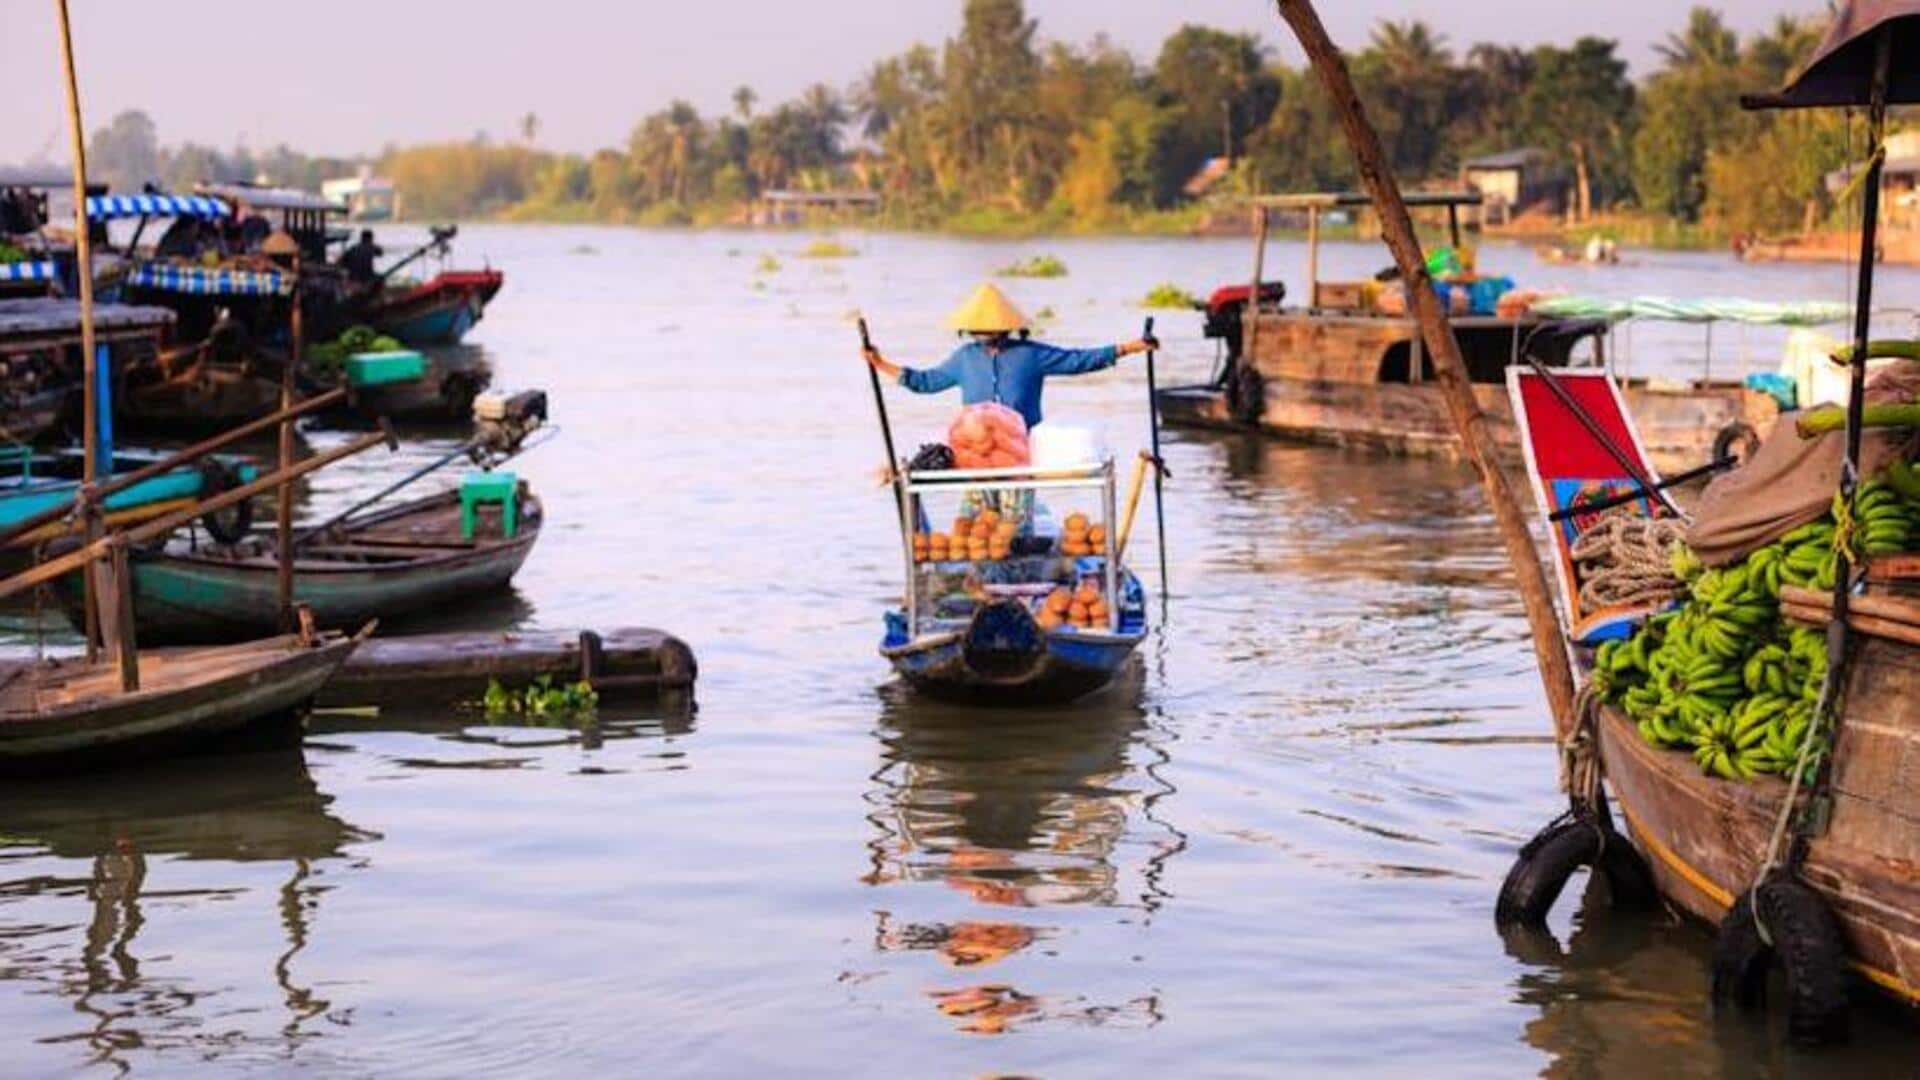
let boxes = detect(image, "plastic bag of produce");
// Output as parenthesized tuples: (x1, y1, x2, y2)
(948, 403, 1030, 469)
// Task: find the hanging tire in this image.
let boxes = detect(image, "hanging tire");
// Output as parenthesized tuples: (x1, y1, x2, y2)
(1712, 420, 1761, 465)
(198, 459, 253, 544)
(1712, 874, 1851, 1045)
(1495, 814, 1659, 928)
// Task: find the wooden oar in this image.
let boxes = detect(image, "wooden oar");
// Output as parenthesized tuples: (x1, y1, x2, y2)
(1115, 450, 1152, 561)
(1142, 316, 1169, 597)
(859, 316, 900, 478)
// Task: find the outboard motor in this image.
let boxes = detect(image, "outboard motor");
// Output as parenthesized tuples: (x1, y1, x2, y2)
(471, 388, 547, 461)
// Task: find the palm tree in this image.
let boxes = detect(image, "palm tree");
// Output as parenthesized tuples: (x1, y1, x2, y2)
(1656, 7, 1740, 69)
(732, 86, 757, 122)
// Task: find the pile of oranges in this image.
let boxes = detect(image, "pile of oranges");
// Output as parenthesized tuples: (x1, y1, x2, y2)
(912, 509, 1018, 563)
(1037, 579, 1109, 631)
(1059, 512, 1106, 558)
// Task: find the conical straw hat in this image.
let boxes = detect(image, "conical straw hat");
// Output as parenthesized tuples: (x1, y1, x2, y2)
(947, 282, 1029, 332)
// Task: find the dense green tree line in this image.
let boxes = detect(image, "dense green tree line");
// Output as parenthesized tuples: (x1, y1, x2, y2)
(74, 3, 1871, 238)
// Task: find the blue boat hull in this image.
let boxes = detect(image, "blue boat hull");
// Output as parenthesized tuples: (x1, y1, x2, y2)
(881, 588, 1147, 706)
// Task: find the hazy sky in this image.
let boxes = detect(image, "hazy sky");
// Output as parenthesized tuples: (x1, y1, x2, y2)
(3, 0, 1817, 163)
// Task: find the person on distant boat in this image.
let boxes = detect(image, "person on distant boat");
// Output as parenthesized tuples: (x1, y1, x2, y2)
(862, 283, 1157, 430)
(155, 215, 205, 259)
(340, 228, 384, 286)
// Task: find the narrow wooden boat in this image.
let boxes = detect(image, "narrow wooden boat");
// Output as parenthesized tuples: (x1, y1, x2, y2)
(882, 585, 1147, 705)
(0, 631, 363, 774)
(367, 269, 504, 346)
(880, 459, 1149, 706)
(54, 486, 540, 645)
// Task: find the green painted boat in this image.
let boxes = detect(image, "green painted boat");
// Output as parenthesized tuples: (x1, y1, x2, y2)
(54, 486, 541, 645)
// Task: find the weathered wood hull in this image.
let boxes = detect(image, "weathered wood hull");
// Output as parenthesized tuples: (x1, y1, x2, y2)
(54, 490, 540, 645)
(1596, 634, 1920, 1006)
(0, 634, 360, 774)
(1158, 377, 1766, 477)
(1162, 309, 1777, 475)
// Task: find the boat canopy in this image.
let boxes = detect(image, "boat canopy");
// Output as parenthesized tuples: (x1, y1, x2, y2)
(0, 261, 56, 284)
(198, 183, 344, 213)
(1250, 190, 1483, 209)
(1531, 295, 1851, 327)
(127, 262, 292, 297)
(0, 297, 175, 337)
(85, 193, 229, 221)
(1742, 1, 1920, 110)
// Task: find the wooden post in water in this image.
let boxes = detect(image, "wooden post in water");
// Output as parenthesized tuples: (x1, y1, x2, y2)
(53, 0, 102, 661)
(278, 259, 301, 630)
(1244, 206, 1268, 376)
(1272, 0, 1579, 742)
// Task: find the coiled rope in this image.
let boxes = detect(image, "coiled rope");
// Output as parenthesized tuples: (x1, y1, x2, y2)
(1571, 512, 1689, 610)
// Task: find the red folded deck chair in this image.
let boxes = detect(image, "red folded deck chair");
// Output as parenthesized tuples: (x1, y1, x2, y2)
(1507, 366, 1674, 645)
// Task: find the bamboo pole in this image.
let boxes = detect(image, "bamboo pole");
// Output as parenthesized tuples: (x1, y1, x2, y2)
(0, 387, 348, 552)
(1272, 0, 1579, 742)
(0, 426, 393, 604)
(278, 261, 300, 630)
(1245, 206, 1269, 380)
(53, 0, 102, 660)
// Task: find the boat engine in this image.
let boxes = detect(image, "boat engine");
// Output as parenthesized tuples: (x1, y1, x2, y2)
(471, 388, 548, 460)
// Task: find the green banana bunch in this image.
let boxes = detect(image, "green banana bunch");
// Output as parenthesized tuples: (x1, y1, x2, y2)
(1853, 479, 1914, 556)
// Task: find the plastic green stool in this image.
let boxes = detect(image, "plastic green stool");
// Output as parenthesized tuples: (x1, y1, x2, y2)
(460, 471, 518, 540)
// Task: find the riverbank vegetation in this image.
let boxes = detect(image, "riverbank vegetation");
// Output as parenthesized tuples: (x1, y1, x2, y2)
(73, 2, 1877, 245)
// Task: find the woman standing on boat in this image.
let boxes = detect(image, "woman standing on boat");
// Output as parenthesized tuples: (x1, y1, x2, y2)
(862, 283, 1157, 430)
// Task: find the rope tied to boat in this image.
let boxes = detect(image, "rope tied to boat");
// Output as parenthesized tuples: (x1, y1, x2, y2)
(1561, 684, 1607, 813)
(1570, 512, 1689, 611)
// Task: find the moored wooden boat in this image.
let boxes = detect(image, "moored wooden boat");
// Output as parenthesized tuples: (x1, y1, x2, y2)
(54, 486, 541, 645)
(1158, 192, 1792, 475)
(1593, 650, 1920, 1004)
(0, 630, 363, 774)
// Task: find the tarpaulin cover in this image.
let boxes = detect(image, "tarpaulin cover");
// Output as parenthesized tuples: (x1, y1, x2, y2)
(1531, 295, 1852, 326)
(85, 194, 228, 221)
(1687, 360, 1920, 566)
(126, 261, 289, 297)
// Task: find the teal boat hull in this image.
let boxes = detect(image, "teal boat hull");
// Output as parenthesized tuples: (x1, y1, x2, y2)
(55, 490, 539, 645)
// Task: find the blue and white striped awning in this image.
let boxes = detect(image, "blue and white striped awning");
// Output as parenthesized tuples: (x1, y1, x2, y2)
(85, 193, 230, 221)
(127, 261, 289, 297)
(0, 260, 55, 283)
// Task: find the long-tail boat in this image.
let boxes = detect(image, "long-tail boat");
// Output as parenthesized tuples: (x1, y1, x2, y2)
(1156, 191, 1794, 474)
(53, 389, 549, 645)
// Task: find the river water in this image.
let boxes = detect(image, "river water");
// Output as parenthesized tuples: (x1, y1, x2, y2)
(2, 227, 1917, 1076)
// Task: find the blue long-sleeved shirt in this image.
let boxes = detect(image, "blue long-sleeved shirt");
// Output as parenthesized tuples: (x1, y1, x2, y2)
(897, 339, 1119, 429)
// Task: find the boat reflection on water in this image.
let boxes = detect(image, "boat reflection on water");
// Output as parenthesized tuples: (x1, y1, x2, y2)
(863, 677, 1183, 1034)
(0, 748, 370, 1070)
(1502, 883, 1913, 1073)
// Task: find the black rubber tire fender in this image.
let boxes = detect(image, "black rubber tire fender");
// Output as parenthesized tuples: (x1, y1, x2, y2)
(198, 458, 253, 545)
(1712, 420, 1761, 465)
(1495, 817, 1660, 928)
(1712, 875, 1851, 1045)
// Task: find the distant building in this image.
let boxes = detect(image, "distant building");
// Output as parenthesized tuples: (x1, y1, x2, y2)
(1825, 130, 1920, 230)
(322, 166, 398, 222)
(751, 189, 880, 227)
(1460, 148, 1568, 225)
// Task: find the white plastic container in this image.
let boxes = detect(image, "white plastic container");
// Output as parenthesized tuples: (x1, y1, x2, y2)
(1029, 423, 1104, 469)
